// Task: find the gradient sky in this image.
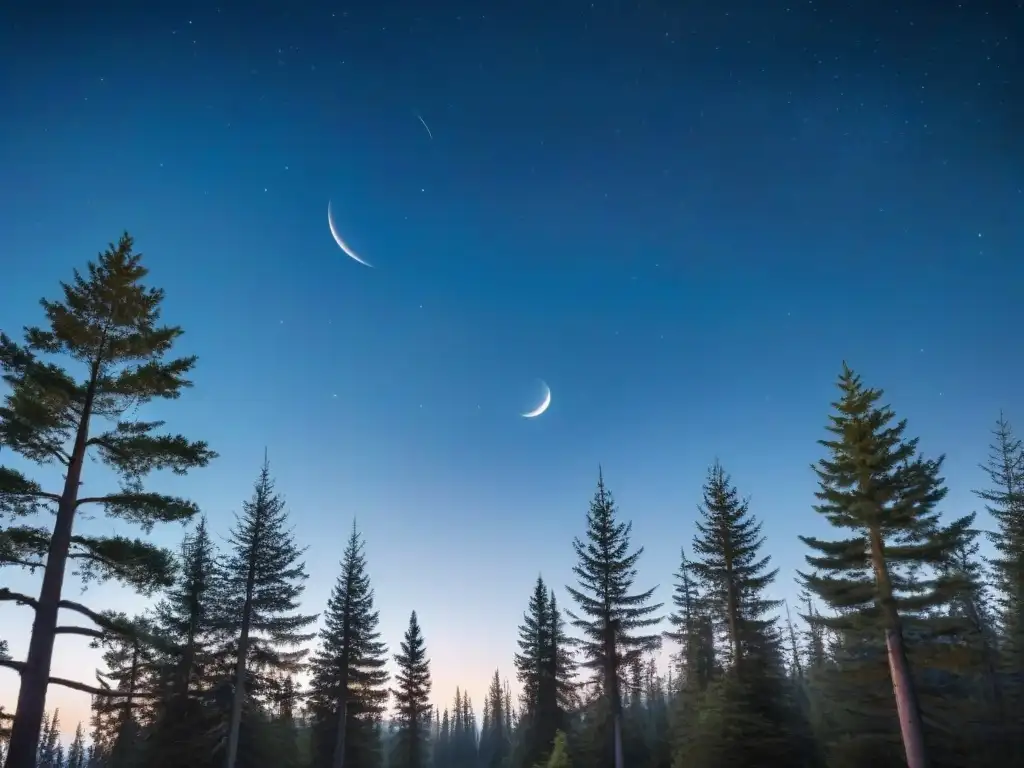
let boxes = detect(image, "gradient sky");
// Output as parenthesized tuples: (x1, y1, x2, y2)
(1, 0, 1021, 742)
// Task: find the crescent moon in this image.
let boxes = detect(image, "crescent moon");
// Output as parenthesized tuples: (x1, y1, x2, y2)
(522, 381, 552, 419)
(328, 200, 373, 268)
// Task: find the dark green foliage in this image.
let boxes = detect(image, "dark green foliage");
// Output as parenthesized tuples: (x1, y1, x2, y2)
(799, 364, 976, 767)
(142, 518, 223, 768)
(390, 612, 432, 768)
(974, 414, 1024, 713)
(0, 233, 215, 766)
(215, 457, 318, 768)
(307, 522, 390, 768)
(565, 470, 662, 768)
(513, 577, 576, 768)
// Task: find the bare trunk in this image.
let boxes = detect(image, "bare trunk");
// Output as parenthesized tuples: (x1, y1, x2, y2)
(869, 530, 930, 768)
(331, 665, 349, 768)
(884, 625, 930, 768)
(225, 560, 258, 768)
(3, 383, 96, 768)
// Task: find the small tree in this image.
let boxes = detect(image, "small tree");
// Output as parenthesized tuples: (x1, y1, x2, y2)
(0, 233, 216, 767)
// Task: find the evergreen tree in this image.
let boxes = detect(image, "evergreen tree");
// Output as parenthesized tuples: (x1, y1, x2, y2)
(307, 522, 390, 768)
(479, 670, 509, 768)
(390, 612, 432, 768)
(215, 456, 318, 768)
(514, 578, 565, 767)
(144, 517, 222, 768)
(565, 470, 662, 768)
(67, 722, 87, 768)
(799, 364, 973, 768)
(677, 461, 805, 767)
(974, 414, 1024, 709)
(36, 710, 60, 768)
(663, 548, 716, 692)
(0, 233, 215, 767)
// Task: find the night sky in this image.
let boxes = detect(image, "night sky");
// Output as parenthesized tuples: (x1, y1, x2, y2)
(1, 0, 1021, 740)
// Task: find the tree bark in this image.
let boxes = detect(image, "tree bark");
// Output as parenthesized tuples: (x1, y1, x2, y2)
(330, 667, 349, 768)
(225, 561, 257, 768)
(870, 529, 930, 768)
(3, 382, 95, 768)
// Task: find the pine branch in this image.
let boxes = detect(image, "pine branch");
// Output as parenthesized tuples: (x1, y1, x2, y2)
(0, 466, 60, 516)
(76, 490, 201, 529)
(69, 534, 176, 592)
(86, 423, 216, 478)
(0, 659, 162, 699)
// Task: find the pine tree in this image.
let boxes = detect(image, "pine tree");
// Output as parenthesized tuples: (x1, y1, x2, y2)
(215, 456, 318, 768)
(691, 462, 783, 673)
(307, 522, 390, 768)
(974, 414, 1024, 706)
(144, 517, 222, 768)
(36, 710, 60, 768)
(390, 612, 432, 768)
(678, 461, 804, 767)
(565, 469, 662, 768)
(67, 722, 87, 768)
(799, 364, 972, 768)
(91, 615, 162, 768)
(0, 233, 216, 767)
(663, 548, 716, 692)
(479, 670, 509, 768)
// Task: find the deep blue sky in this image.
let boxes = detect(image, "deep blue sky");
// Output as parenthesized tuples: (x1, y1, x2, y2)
(1, 0, 1021, 738)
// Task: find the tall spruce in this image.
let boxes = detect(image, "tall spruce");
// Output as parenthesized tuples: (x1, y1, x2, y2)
(145, 517, 221, 768)
(690, 461, 781, 675)
(974, 414, 1024, 701)
(0, 232, 216, 767)
(799, 364, 972, 768)
(565, 470, 662, 768)
(680, 461, 803, 767)
(479, 670, 510, 768)
(216, 457, 318, 768)
(307, 522, 390, 768)
(390, 612, 432, 768)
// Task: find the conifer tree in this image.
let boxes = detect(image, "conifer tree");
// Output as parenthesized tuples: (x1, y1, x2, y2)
(690, 461, 781, 675)
(479, 670, 509, 768)
(35, 710, 60, 768)
(663, 548, 716, 692)
(546, 731, 571, 768)
(565, 470, 662, 768)
(390, 612, 432, 768)
(974, 414, 1024, 704)
(67, 722, 88, 768)
(679, 461, 804, 767)
(216, 457, 318, 768)
(799, 364, 972, 768)
(307, 522, 390, 768)
(144, 516, 221, 767)
(0, 232, 216, 767)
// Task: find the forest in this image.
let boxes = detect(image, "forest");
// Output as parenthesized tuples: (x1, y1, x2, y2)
(0, 234, 1022, 768)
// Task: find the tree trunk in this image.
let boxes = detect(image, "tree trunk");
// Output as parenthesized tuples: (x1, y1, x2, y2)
(225, 569, 257, 768)
(884, 625, 930, 768)
(869, 529, 930, 768)
(331, 664, 349, 768)
(3, 384, 95, 768)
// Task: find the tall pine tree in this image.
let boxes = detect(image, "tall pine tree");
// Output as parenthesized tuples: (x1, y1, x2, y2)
(307, 522, 390, 768)
(216, 457, 318, 768)
(0, 232, 216, 767)
(565, 470, 662, 768)
(799, 364, 972, 768)
(390, 612, 432, 768)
